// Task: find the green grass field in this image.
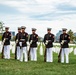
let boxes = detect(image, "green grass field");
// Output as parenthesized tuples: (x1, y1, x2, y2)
(0, 45, 76, 75)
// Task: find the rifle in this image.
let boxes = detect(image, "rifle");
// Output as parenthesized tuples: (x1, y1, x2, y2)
(1, 38, 6, 58)
(28, 45, 30, 61)
(15, 33, 20, 59)
(44, 34, 49, 62)
(58, 45, 62, 63)
(15, 41, 17, 59)
(28, 35, 33, 61)
(44, 45, 47, 62)
(58, 35, 64, 63)
(2, 32, 7, 59)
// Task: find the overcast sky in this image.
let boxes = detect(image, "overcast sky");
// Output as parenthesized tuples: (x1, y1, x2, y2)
(0, 0, 76, 37)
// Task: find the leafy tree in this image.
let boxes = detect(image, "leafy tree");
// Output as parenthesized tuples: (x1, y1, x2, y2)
(67, 29, 74, 42)
(73, 36, 76, 44)
(0, 21, 5, 34)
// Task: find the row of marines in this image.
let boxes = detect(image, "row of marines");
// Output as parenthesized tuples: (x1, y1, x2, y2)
(2, 26, 70, 63)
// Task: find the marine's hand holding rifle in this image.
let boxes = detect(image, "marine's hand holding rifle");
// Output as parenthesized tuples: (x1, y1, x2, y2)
(45, 40, 48, 45)
(16, 39, 18, 44)
(61, 40, 65, 45)
(61, 40, 67, 45)
(2, 38, 6, 45)
(30, 40, 33, 44)
(19, 39, 25, 49)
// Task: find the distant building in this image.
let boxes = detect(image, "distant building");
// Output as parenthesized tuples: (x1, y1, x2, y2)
(55, 30, 62, 42)
(10, 31, 15, 36)
(73, 33, 76, 43)
(10, 31, 15, 40)
(74, 33, 76, 36)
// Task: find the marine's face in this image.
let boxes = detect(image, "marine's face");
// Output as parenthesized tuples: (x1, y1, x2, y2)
(22, 28, 25, 32)
(18, 29, 21, 33)
(32, 30, 36, 34)
(47, 30, 51, 33)
(63, 30, 66, 34)
(5, 28, 9, 32)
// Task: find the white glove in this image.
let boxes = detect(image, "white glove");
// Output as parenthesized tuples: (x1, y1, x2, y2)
(16, 39, 18, 44)
(3, 38, 6, 43)
(45, 40, 48, 45)
(61, 40, 64, 45)
(5, 38, 8, 40)
(30, 40, 33, 44)
(26, 42, 30, 46)
(1, 38, 6, 45)
(19, 42, 22, 46)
